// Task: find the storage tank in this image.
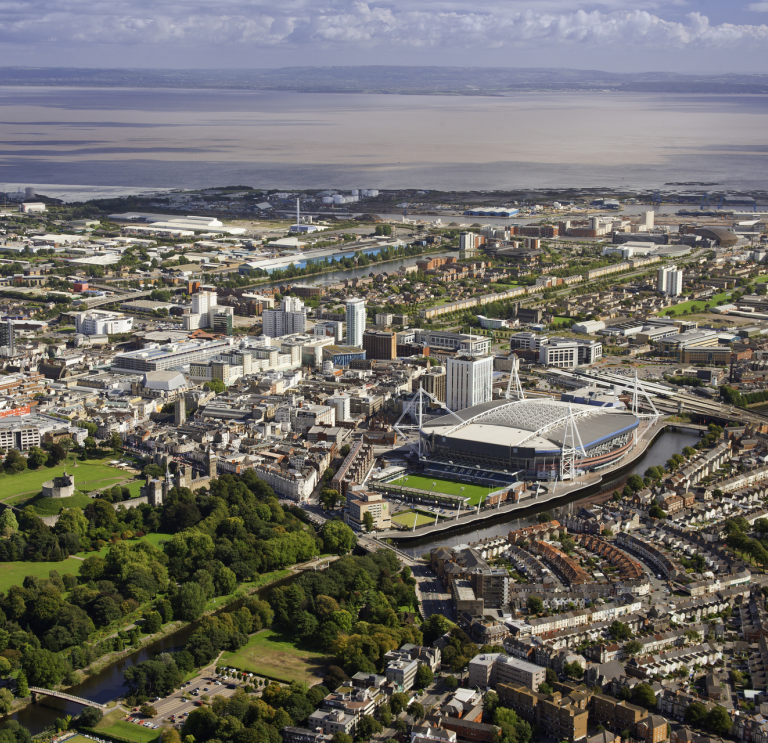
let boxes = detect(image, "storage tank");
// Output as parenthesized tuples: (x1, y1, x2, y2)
(332, 195, 345, 205)
(351, 189, 359, 197)
(322, 197, 334, 205)
(25, 187, 35, 198)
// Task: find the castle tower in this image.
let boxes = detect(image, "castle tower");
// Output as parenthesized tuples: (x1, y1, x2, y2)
(161, 464, 172, 500)
(207, 449, 218, 478)
(175, 396, 186, 426)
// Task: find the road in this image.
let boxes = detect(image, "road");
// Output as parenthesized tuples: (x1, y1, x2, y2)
(411, 563, 454, 620)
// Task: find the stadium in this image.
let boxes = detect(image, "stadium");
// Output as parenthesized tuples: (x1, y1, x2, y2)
(418, 398, 640, 482)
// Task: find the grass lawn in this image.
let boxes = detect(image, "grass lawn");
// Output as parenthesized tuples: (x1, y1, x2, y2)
(391, 510, 434, 528)
(0, 557, 83, 592)
(22, 491, 93, 516)
(0, 456, 133, 500)
(220, 628, 331, 684)
(655, 290, 732, 317)
(78, 477, 125, 493)
(77, 532, 174, 558)
(125, 480, 144, 498)
(389, 473, 492, 505)
(550, 317, 574, 328)
(95, 719, 161, 743)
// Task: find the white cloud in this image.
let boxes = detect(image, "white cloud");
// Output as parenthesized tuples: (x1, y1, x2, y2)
(0, 1, 766, 51)
(747, 1, 768, 10)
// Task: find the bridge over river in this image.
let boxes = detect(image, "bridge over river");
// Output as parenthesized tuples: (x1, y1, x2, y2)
(29, 687, 108, 709)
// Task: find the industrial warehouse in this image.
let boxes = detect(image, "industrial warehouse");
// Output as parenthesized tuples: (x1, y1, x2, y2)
(419, 398, 640, 481)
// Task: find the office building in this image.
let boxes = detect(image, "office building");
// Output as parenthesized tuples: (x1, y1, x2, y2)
(539, 338, 602, 368)
(460, 231, 479, 259)
(446, 354, 493, 411)
(328, 394, 351, 423)
(346, 489, 391, 531)
(175, 396, 186, 426)
(413, 329, 491, 355)
(212, 312, 233, 336)
(362, 330, 396, 360)
(657, 265, 683, 297)
(112, 339, 233, 372)
(263, 296, 306, 338)
(468, 654, 546, 691)
(346, 298, 366, 347)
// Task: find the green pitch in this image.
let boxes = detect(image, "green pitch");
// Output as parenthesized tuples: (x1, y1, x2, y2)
(389, 474, 492, 505)
(391, 511, 435, 528)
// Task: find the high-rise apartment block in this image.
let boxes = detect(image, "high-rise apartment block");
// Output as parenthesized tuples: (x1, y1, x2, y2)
(657, 265, 683, 297)
(262, 296, 307, 338)
(346, 298, 366, 348)
(446, 354, 493, 411)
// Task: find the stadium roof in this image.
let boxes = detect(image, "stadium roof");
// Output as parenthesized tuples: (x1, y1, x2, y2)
(421, 398, 638, 452)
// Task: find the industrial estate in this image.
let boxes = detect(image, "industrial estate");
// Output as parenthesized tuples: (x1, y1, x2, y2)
(1, 186, 768, 743)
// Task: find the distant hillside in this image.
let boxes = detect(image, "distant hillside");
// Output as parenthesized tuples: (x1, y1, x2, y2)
(1, 66, 767, 95)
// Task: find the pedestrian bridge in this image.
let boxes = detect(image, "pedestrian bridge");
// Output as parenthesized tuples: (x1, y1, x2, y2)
(29, 686, 108, 709)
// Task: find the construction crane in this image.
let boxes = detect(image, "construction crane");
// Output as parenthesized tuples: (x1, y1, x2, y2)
(651, 190, 661, 208)
(700, 192, 710, 210)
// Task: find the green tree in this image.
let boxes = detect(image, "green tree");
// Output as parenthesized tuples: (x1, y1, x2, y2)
(204, 379, 226, 394)
(143, 611, 162, 634)
(624, 640, 642, 658)
(140, 704, 158, 718)
(408, 702, 425, 720)
(109, 431, 123, 453)
(527, 596, 544, 615)
(632, 683, 657, 709)
(649, 505, 667, 520)
(0, 657, 10, 677)
(173, 583, 207, 622)
(21, 648, 66, 687)
(0, 509, 18, 536)
(609, 621, 632, 641)
(332, 734, 353, 743)
(356, 715, 383, 740)
(627, 474, 644, 492)
(26, 446, 48, 469)
(421, 614, 454, 645)
(321, 520, 357, 555)
(705, 706, 732, 736)
(363, 511, 375, 533)
(415, 664, 434, 689)
(15, 670, 28, 698)
(0, 688, 14, 714)
(538, 682, 553, 695)
(390, 692, 410, 715)
(563, 661, 584, 680)
(3, 450, 27, 474)
(684, 701, 708, 727)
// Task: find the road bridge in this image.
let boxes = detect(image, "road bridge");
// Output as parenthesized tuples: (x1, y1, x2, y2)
(29, 686, 107, 709)
(81, 289, 155, 309)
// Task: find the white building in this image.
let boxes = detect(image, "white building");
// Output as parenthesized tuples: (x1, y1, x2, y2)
(329, 394, 351, 423)
(262, 296, 307, 338)
(346, 298, 366, 348)
(571, 320, 606, 335)
(641, 211, 655, 229)
(74, 310, 133, 336)
(446, 354, 493, 411)
(20, 202, 46, 213)
(192, 290, 217, 314)
(657, 265, 683, 297)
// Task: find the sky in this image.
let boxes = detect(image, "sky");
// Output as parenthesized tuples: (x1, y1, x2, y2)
(0, 0, 766, 73)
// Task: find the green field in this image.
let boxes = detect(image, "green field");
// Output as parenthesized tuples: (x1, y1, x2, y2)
(77, 532, 173, 558)
(655, 291, 732, 317)
(0, 557, 83, 592)
(389, 474, 492, 505)
(391, 510, 434, 528)
(95, 718, 161, 743)
(0, 457, 134, 500)
(220, 628, 331, 684)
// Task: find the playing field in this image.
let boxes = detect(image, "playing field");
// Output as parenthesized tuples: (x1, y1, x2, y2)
(391, 510, 434, 528)
(389, 474, 491, 505)
(0, 557, 83, 592)
(220, 629, 331, 684)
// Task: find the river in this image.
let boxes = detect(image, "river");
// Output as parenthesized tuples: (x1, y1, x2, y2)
(3, 574, 298, 734)
(397, 429, 701, 557)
